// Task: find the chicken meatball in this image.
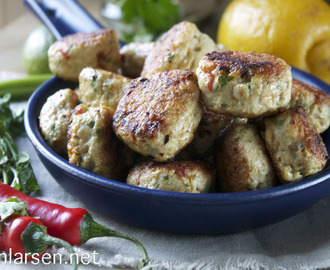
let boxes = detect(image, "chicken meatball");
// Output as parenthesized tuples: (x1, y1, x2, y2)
(78, 67, 131, 110)
(263, 107, 328, 183)
(141, 21, 216, 78)
(48, 29, 120, 82)
(113, 69, 202, 162)
(39, 88, 79, 156)
(215, 124, 276, 192)
(197, 50, 292, 118)
(290, 78, 330, 133)
(120, 42, 155, 78)
(68, 104, 133, 181)
(127, 161, 214, 193)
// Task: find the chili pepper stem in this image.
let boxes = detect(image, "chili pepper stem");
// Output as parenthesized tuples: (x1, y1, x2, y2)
(80, 214, 149, 269)
(21, 222, 77, 270)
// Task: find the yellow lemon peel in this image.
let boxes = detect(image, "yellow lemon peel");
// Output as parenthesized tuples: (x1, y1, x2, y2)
(217, 0, 330, 84)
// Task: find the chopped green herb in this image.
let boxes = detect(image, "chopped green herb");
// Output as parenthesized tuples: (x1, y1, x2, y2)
(168, 53, 175, 62)
(87, 120, 95, 129)
(50, 122, 56, 131)
(216, 74, 233, 91)
(163, 175, 169, 181)
(273, 117, 287, 126)
(153, 183, 160, 188)
(104, 91, 111, 100)
(91, 74, 98, 89)
(303, 103, 312, 109)
(221, 103, 228, 108)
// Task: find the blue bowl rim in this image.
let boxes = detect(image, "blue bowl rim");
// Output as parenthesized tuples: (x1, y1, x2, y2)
(24, 68, 330, 206)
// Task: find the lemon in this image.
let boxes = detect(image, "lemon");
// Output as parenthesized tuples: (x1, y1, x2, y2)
(307, 39, 330, 83)
(22, 25, 55, 75)
(217, 0, 330, 84)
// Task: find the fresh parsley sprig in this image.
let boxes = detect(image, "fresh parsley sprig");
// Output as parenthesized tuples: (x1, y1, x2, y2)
(120, 0, 182, 42)
(0, 94, 40, 195)
(0, 197, 28, 224)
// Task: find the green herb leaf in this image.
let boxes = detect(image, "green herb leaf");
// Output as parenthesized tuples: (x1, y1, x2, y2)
(220, 75, 233, 87)
(0, 197, 28, 227)
(216, 74, 233, 91)
(168, 52, 175, 62)
(0, 94, 40, 194)
(91, 74, 98, 89)
(121, 0, 182, 42)
(87, 120, 95, 129)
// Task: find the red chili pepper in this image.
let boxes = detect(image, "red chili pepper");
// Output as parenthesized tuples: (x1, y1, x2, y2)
(207, 72, 215, 92)
(0, 183, 87, 245)
(59, 48, 71, 60)
(0, 216, 77, 269)
(0, 182, 149, 268)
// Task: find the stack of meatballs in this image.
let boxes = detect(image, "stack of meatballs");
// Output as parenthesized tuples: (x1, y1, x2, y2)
(39, 21, 330, 193)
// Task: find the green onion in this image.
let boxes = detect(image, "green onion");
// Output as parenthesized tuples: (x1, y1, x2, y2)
(0, 74, 53, 101)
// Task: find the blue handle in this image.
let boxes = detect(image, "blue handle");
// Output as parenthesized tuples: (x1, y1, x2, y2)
(23, 0, 104, 40)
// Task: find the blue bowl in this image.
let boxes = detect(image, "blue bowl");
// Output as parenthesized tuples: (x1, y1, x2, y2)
(24, 67, 330, 234)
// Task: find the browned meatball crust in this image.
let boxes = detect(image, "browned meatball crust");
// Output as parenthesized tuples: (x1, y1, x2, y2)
(141, 21, 216, 78)
(127, 160, 214, 193)
(186, 106, 233, 158)
(113, 69, 202, 162)
(215, 124, 276, 192)
(78, 67, 131, 110)
(290, 78, 330, 133)
(263, 106, 328, 182)
(68, 104, 135, 181)
(48, 29, 120, 82)
(197, 50, 292, 118)
(39, 88, 79, 156)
